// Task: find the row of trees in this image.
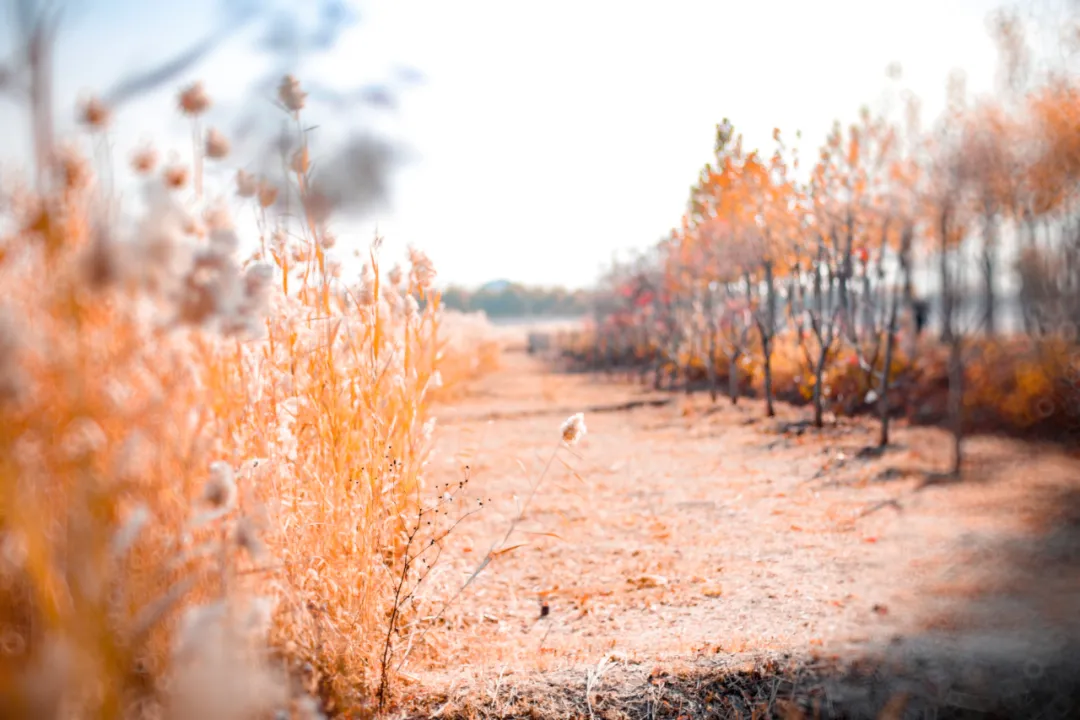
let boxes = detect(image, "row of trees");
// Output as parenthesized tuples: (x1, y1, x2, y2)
(569, 10, 1079, 474)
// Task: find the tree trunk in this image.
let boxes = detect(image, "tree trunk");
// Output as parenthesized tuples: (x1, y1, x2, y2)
(899, 233, 917, 361)
(667, 339, 679, 390)
(939, 207, 954, 344)
(981, 208, 997, 336)
(762, 262, 777, 417)
(683, 328, 694, 395)
(813, 347, 827, 428)
(761, 336, 775, 417)
(879, 289, 900, 448)
(707, 327, 718, 403)
(948, 334, 964, 477)
(729, 352, 740, 405)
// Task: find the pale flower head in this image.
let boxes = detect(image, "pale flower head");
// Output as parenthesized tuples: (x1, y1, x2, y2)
(131, 145, 158, 175)
(290, 147, 310, 175)
(78, 96, 111, 130)
(178, 81, 211, 116)
(407, 246, 436, 289)
(163, 164, 189, 190)
(204, 127, 230, 159)
(202, 461, 237, 509)
(257, 181, 279, 209)
(560, 413, 587, 445)
(236, 169, 258, 198)
(203, 202, 232, 232)
(278, 74, 307, 112)
(387, 264, 403, 287)
(356, 264, 376, 307)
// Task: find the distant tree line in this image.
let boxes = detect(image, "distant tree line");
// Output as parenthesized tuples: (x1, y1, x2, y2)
(438, 283, 591, 318)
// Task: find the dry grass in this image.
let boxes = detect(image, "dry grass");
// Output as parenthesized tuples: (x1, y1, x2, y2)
(0, 75, 500, 719)
(401, 351, 1080, 720)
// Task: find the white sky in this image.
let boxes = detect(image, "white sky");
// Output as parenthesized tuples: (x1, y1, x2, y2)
(0, 0, 1021, 289)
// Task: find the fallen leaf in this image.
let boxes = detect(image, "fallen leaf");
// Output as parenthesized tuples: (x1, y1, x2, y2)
(702, 585, 724, 598)
(492, 542, 530, 557)
(523, 531, 565, 541)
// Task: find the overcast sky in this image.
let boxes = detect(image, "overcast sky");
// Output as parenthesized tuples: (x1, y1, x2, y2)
(0, 0, 1033, 289)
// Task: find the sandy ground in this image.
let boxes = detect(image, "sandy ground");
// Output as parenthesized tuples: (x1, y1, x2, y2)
(405, 344, 1080, 717)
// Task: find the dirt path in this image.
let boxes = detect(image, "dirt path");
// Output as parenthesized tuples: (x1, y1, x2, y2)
(409, 348, 1080, 717)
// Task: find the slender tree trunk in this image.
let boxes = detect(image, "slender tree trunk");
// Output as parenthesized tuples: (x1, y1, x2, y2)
(899, 234, 917, 360)
(729, 351, 740, 405)
(939, 207, 954, 344)
(982, 206, 997, 336)
(652, 347, 664, 390)
(683, 319, 694, 395)
(948, 333, 964, 477)
(813, 346, 827, 428)
(707, 325, 718, 403)
(879, 288, 900, 448)
(762, 264, 777, 418)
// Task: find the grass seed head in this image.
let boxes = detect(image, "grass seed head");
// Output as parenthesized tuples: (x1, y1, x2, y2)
(257, 181, 279, 209)
(407, 247, 436, 290)
(164, 164, 190, 190)
(178, 81, 211, 116)
(202, 461, 237, 509)
(78, 96, 111, 129)
(560, 412, 587, 445)
(236, 169, 258, 198)
(205, 127, 231, 159)
(290, 147, 310, 176)
(278, 74, 307, 113)
(131, 146, 159, 175)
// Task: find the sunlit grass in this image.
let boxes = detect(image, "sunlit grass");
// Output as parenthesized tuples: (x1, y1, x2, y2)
(0, 73, 500, 719)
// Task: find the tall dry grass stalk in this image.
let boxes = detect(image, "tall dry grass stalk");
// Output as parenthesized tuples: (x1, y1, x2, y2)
(0, 71, 495, 718)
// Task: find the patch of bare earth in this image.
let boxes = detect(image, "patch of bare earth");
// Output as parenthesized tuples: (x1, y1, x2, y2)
(401, 348, 1080, 718)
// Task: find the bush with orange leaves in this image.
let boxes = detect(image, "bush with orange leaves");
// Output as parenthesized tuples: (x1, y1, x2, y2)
(0, 78, 498, 719)
(560, 324, 1078, 442)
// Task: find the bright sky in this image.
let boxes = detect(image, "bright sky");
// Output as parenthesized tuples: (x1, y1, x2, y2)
(1, 0, 1021, 289)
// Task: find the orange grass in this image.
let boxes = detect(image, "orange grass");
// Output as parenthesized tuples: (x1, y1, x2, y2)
(0, 76, 499, 719)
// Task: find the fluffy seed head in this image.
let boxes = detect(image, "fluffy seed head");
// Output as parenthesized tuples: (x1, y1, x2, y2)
(257, 182, 279, 209)
(234, 517, 267, 562)
(356, 264, 376, 307)
(290, 147, 310, 176)
(78, 96, 111, 129)
(278, 75, 307, 112)
(55, 145, 92, 191)
(131, 146, 158, 175)
(387, 265, 403, 286)
(202, 461, 237, 509)
(164, 164, 189, 190)
(407, 247, 436, 289)
(236, 170, 257, 198)
(205, 128, 230, 159)
(560, 413, 587, 445)
(178, 81, 211, 116)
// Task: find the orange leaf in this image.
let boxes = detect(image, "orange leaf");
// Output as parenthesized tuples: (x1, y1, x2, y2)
(523, 531, 565, 541)
(492, 542, 530, 557)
